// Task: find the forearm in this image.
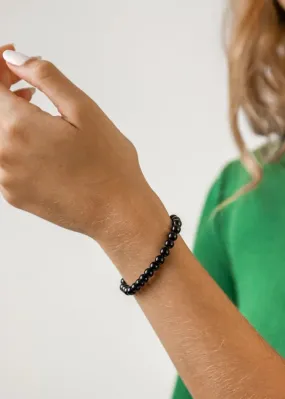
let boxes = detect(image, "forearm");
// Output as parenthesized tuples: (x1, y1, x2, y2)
(95, 183, 285, 399)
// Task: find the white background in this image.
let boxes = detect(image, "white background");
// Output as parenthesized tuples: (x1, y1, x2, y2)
(0, 1, 260, 398)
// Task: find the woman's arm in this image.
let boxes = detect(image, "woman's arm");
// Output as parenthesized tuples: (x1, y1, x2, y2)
(97, 184, 285, 399)
(1, 50, 285, 399)
(172, 168, 238, 399)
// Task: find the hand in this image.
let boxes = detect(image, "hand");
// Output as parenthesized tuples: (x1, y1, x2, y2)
(0, 46, 148, 240)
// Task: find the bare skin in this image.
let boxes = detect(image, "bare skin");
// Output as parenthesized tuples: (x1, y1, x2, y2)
(0, 41, 285, 398)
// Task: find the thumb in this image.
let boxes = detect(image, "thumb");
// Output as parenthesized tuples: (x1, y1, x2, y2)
(2, 50, 89, 124)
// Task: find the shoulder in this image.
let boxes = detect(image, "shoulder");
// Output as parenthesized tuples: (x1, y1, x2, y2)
(215, 140, 276, 200)
(211, 139, 282, 209)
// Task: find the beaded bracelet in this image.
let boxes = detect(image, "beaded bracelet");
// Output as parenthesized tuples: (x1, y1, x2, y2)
(120, 215, 182, 296)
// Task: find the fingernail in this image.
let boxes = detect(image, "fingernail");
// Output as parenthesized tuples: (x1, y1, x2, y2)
(2, 50, 41, 66)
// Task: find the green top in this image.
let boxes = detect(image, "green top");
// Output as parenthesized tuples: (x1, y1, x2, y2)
(172, 153, 285, 398)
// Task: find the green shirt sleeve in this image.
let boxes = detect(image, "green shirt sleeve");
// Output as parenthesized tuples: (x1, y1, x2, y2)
(171, 167, 237, 399)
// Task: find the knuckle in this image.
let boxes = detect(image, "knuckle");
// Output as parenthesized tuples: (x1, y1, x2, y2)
(2, 115, 20, 136)
(2, 189, 21, 208)
(125, 137, 139, 162)
(0, 173, 14, 190)
(66, 94, 92, 122)
(67, 100, 86, 120)
(0, 148, 12, 166)
(34, 60, 55, 81)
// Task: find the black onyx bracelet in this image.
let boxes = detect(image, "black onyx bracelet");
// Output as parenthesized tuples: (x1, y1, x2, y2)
(120, 215, 182, 296)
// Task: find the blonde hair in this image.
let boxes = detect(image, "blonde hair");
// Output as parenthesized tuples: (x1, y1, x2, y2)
(220, 0, 285, 208)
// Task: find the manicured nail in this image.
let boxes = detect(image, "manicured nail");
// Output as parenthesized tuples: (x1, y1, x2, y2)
(2, 50, 41, 66)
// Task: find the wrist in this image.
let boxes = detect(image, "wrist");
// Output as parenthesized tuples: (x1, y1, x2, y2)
(90, 180, 170, 271)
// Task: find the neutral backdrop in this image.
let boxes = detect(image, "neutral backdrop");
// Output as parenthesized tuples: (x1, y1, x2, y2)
(0, 1, 262, 398)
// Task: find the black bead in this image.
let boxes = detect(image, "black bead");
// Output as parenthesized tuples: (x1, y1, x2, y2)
(135, 279, 142, 289)
(142, 273, 149, 282)
(121, 278, 126, 285)
(126, 287, 132, 295)
(120, 284, 125, 292)
(173, 219, 182, 228)
(160, 247, 170, 257)
(155, 255, 165, 265)
(165, 239, 174, 248)
(170, 214, 178, 220)
(139, 275, 145, 286)
(150, 262, 160, 272)
(168, 232, 177, 241)
(123, 286, 128, 293)
(144, 268, 154, 277)
(131, 284, 137, 292)
(171, 225, 181, 234)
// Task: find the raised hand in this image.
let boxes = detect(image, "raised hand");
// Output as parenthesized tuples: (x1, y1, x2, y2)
(0, 47, 147, 241)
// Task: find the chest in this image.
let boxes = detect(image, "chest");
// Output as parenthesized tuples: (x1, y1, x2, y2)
(224, 169, 285, 352)
(226, 166, 285, 281)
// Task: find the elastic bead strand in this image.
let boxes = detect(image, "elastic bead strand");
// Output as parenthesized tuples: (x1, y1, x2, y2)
(120, 215, 182, 296)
